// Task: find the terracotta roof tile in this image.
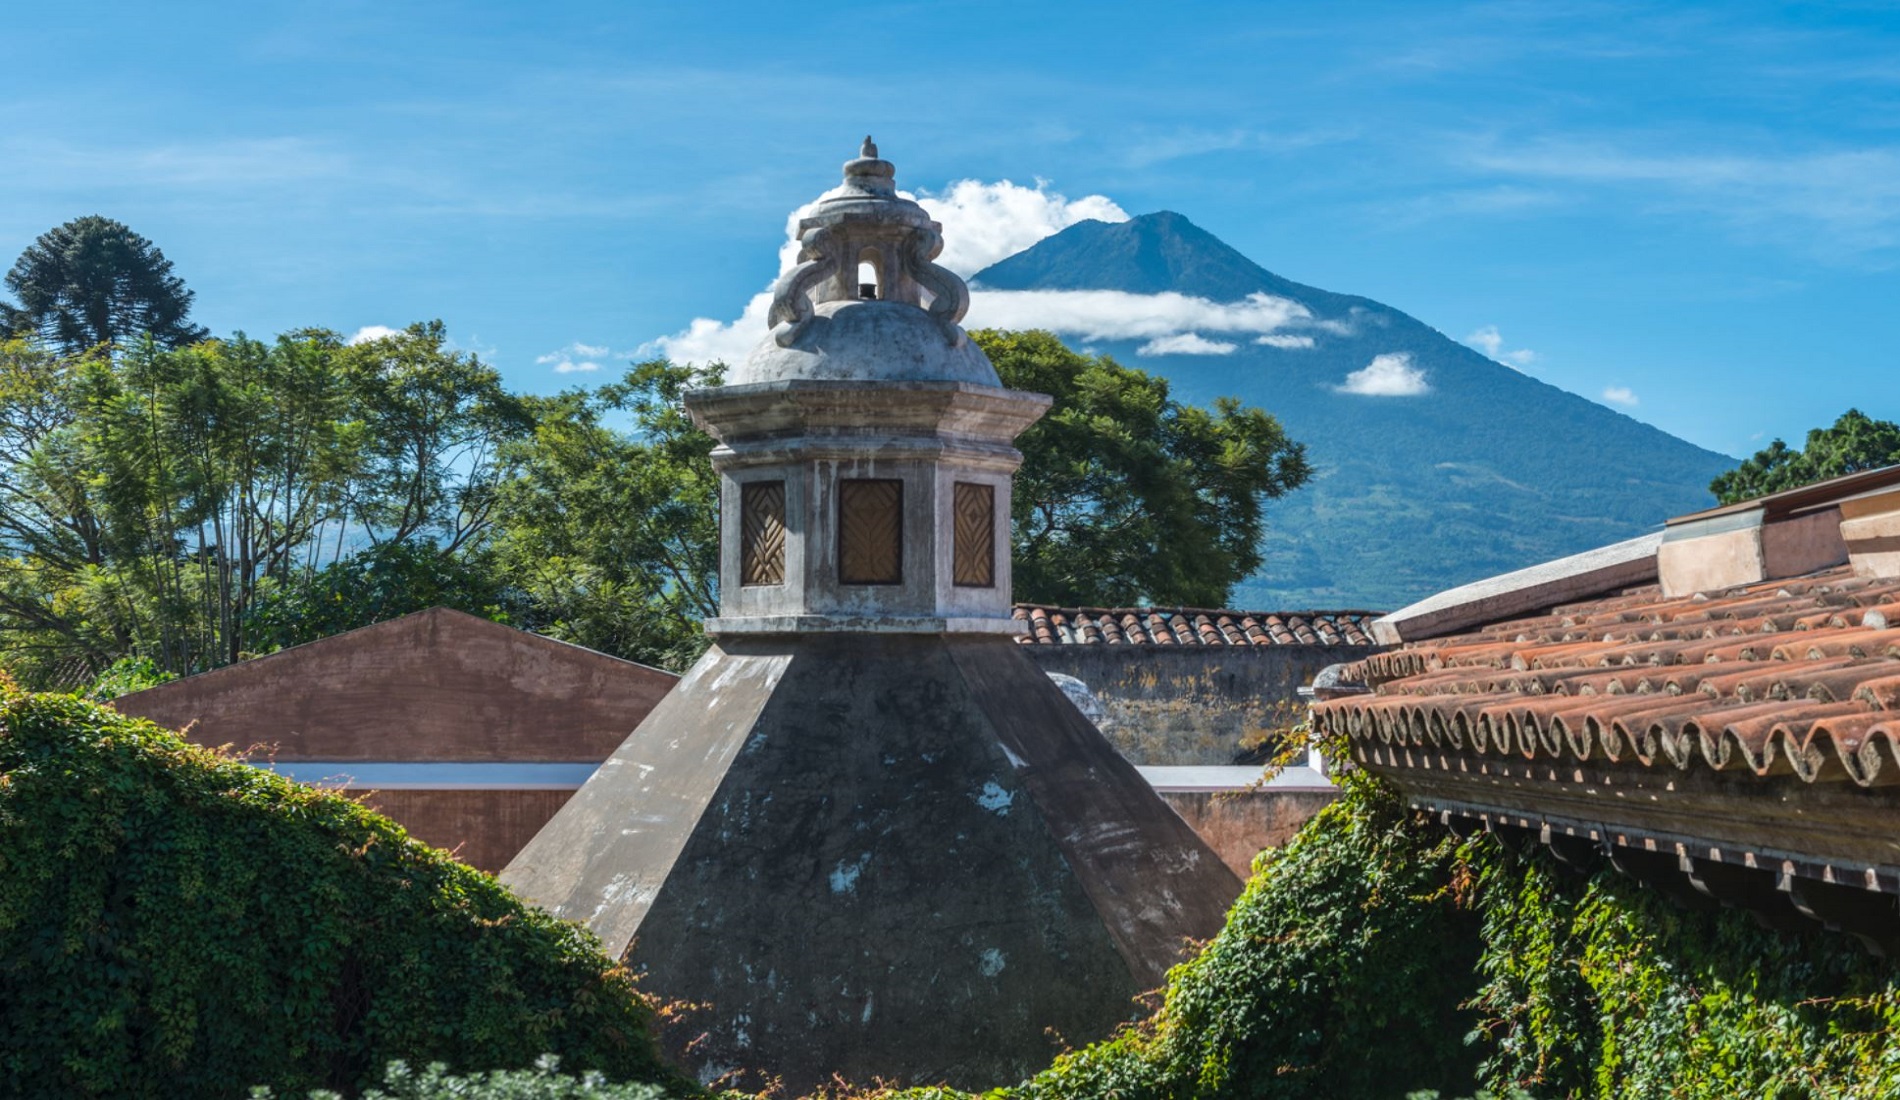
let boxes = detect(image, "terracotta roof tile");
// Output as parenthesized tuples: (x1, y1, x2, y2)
(1011, 605, 1384, 647)
(1314, 565, 1900, 787)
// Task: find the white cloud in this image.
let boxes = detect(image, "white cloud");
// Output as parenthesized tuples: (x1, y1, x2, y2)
(347, 325, 403, 345)
(967, 289, 1310, 341)
(1602, 385, 1639, 407)
(536, 341, 627, 374)
(1138, 332, 1237, 356)
(648, 178, 1140, 364)
(1256, 334, 1317, 349)
(915, 179, 1128, 276)
(1465, 324, 1537, 370)
(1338, 353, 1431, 396)
(644, 171, 1314, 366)
(645, 297, 772, 366)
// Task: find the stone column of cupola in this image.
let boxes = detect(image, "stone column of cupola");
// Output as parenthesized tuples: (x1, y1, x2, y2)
(685, 138, 1051, 635)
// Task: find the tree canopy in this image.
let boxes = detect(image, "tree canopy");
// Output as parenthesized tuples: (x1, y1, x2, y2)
(977, 329, 1311, 608)
(487, 360, 721, 672)
(0, 323, 537, 685)
(3, 216, 209, 355)
(1711, 408, 1900, 505)
(0, 324, 1310, 690)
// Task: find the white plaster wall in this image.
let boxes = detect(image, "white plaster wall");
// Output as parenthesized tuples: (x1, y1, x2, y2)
(1659, 526, 1764, 597)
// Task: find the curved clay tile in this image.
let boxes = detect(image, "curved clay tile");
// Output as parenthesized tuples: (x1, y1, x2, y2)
(1852, 673, 1900, 709)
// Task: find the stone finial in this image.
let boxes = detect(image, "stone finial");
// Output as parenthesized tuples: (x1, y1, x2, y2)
(755, 138, 974, 361)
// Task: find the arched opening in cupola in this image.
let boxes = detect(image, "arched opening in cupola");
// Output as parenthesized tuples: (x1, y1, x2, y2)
(857, 248, 881, 300)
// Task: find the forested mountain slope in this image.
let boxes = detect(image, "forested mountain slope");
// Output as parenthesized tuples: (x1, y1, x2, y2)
(974, 213, 1735, 609)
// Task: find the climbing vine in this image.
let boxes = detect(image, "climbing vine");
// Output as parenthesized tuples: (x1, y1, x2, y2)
(0, 678, 688, 1100)
(1470, 842, 1900, 1098)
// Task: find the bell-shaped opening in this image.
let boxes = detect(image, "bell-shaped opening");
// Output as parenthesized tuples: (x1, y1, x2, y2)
(857, 248, 880, 300)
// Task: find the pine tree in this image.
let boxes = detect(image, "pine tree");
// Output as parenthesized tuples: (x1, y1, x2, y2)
(3, 216, 209, 354)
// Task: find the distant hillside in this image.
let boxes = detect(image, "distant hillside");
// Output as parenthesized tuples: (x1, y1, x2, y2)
(974, 213, 1735, 610)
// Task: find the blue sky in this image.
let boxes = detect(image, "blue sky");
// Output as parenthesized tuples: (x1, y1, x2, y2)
(4, 1, 1898, 459)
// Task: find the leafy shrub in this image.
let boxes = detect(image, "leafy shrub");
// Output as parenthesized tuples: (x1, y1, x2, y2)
(253, 1056, 674, 1099)
(0, 679, 687, 1099)
(78, 654, 176, 701)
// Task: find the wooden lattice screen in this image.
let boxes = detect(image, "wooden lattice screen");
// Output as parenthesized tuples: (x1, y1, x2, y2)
(952, 482, 995, 587)
(838, 479, 903, 585)
(740, 481, 786, 586)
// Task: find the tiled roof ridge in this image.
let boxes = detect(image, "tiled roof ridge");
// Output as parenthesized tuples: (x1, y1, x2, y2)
(1013, 602, 1388, 619)
(1011, 604, 1385, 647)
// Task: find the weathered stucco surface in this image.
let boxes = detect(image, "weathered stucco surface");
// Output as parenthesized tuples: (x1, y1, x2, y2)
(502, 633, 1240, 1093)
(1021, 645, 1367, 765)
(1154, 788, 1340, 877)
(352, 788, 575, 872)
(114, 607, 676, 762)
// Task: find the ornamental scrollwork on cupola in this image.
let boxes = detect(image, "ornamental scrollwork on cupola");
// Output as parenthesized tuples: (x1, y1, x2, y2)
(768, 225, 838, 348)
(767, 135, 970, 350)
(907, 225, 971, 349)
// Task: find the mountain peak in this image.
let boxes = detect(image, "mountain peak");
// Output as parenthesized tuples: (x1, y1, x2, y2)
(973, 210, 1346, 308)
(963, 207, 1733, 610)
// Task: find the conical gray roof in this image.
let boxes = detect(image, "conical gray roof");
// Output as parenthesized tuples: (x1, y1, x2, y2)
(502, 633, 1239, 1091)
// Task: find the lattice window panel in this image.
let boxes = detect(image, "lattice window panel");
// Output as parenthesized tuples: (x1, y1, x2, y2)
(740, 481, 787, 586)
(952, 482, 995, 588)
(838, 478, 903, 585)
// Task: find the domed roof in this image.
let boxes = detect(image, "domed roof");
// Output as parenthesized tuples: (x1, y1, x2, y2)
(732, 299, 999, 386)
(729, 138, 996, 388)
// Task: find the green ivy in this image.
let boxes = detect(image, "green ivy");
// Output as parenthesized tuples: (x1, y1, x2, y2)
(1000, 779, 1482, 1100)
(1470, 844, 1900, 1098)
(0, 680, 691, 1100)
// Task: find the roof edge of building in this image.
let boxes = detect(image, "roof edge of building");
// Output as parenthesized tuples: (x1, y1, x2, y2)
(1011, 604, 1385, 647)
(1373, 532, 1662, 645)
(117, 605, 675, 705)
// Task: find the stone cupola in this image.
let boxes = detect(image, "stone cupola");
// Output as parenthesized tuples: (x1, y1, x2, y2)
(689, 137, 1051, 634)
(502, 140, 1239, 1094)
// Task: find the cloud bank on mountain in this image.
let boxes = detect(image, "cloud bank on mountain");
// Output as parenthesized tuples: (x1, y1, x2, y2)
(644, 180, 1331, 366)
(1139, 333, 1238, 356)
